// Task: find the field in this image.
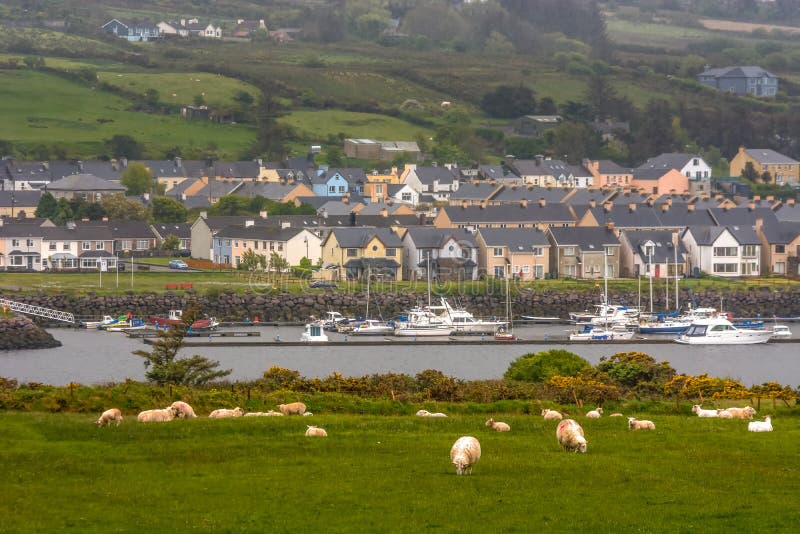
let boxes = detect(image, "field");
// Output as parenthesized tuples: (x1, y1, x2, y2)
(0, 69, 254, 158)
(699, 19, 800, 35)
(281, 109, 433, 143)
(0, 411, 798, 531)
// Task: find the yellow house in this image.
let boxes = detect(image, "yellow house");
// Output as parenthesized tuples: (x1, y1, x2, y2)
(730, 146, 800, 186)
(0, 191, 40, 218)
(320, 227, 404, 281)
(366, 167, 403, 185)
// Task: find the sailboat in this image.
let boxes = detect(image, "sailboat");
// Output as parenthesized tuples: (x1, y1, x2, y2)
(569, 252, 634, 341)
(351, 267, 394, 336)
(394, 252, 452, 337)
(495, 275, 517, 341)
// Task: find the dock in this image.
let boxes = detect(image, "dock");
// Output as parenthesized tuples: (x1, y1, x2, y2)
(129, 330, 261, 339)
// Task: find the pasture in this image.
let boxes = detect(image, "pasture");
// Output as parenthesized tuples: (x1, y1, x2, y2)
(281, 109, 434, 143)
(0, 411, 797, 532)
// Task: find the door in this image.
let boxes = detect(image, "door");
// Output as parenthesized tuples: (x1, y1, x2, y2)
(654, 264, 660, 278)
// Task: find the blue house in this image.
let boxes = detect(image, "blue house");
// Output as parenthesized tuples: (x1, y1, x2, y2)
(697, 66, 777, 97)
(102, 19, 161, 41)
(311, 168, 366, 197)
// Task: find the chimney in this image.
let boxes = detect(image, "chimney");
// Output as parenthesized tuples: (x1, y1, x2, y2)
(688, 204, 695, 212)
(102, 216, 109, 222)
(0, 218, 4, 227)
(66, 221, 76, 230)
(350, 211, 357, 226)
(603, 202, 612, 213)
(753, 195, 761, 201)
(766, 195, 775, 202)
(788, 198, 796, 206)
(666, 197, 673, 206)
(175, 156, 182, 168)
(629, 203, 636, 212)
(715, 194, 723, 200)
(143, 192, 150, 201)
(606, 220, 615, 231)
(589, 199, 596, 208)
(200, 210, 208, 219)
(520, 199, 528, 208)
(260, 210, 268, 218)
(510, 184, 517, 190)
(539, 197, 546, 207)
(181, 193, 186, 201)
(342, 196, 349, 204)
(535, 154, 544, 165)
(661, 204, 669, 212)
(480, 200, 487, 209)
(461, 200, 468, 209)
(748, 202, 756, 211)
(380, 207, 388, 218)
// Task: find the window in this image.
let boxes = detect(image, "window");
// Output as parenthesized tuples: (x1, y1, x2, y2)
(81, 258, 96, 269)
(254, 241, 259, 250)
(605, 246, 614, 256)
(270, 242, 275, 251)
(136, 240, 149, 249)
(563, 247, 575, 256)
(402, 192, 412, 202)
(713, 247, 737, 257)
(564, 264, 576, 277)
(774, 262, 786, 274)
(338, 186, 345, 193)
(741, 262, 758, 275)
(741, 245, 757, 257)
(26, 239, 34, 247)
(385, 248, 396, 257)
(776, 244, 786, 254)
(63, 242, 69, 251)
(121, 240, 132, 250)
(493, 247, 504, 257)
(534, 265, 544, 279)
(82, 242, 91, 251)
(277, 243, 283, 252)
(11, 255, 23, 266)
(494, 266, 505, 278)
(522, 265, 530, 274)
(328, 185, 336, 193)
(376, 184, 383, 194)
(532, 247, 543, 256)
(49, 242, 56, 251)
(11, 239, 19, 247)
(234, 241, 239, 248)
(685, 171, 691, 178)
(225, 240, 231, 246)
(347, 248, 358, 257)
(713, 263, 738, 273)
(95, 241, 103, 250)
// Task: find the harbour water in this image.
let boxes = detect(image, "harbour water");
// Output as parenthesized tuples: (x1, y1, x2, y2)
(1, 324, 798, 386)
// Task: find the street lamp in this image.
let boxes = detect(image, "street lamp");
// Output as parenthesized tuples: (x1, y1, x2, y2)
(304, 236, 309, 262)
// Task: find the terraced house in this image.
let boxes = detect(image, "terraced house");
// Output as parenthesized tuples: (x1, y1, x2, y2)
(729, 146, 800, 186)
(320, 228, 403, 281)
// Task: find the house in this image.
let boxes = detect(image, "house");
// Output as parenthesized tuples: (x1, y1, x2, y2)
(344, 139, 422, 161)
(144, 158, 206, 192)
(631, 168, 689, 196)
(311, 169, 367, 197)
(575, 198, 716, 231)
(403, 166, 460, 201)
(151, 223, 192, 251)
(447, 182, 504, 206)
(434, 201, 575, 230)
(234, 181, 315, 204)
(320, 227, 404, 281)
(210, 161, 261, 181)
(214, 225, 320, 268)
(697, 66, 778, 97)
(592, 118, 630, 141)
(355, 202, 415, 217)
(505, 156, 588, 188)
(583, 159, 632, 188)
(488, 185, 571, 206)
(681, 225, 761, 277)
(401, 227, 478, 281)
(232, 19, 267, 38)
(755, 218, 800, 276)
(102, 19, 160, 41)
(639, 153, 711, 181)
(0, 190, 41, 218)
(618, 230, 686, 279)
(386, 184, 418, 206)
(42, 174, 126, 202)
(513, 115, 562, 137)
(729, 146, 800, 186)
(475, 227, 550, 280)
(547, 226, 622, 279)
(190, 214, 272, 260)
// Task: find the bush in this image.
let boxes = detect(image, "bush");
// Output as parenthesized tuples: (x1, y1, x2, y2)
(504, 350, 590, 383)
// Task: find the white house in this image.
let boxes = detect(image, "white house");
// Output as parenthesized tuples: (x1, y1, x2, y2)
(639, 153, 712, 181)
(401, 227, 478, 281)
(681, 225, 760, 278)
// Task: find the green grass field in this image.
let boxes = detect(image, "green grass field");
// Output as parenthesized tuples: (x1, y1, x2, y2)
(0, 411, 797, 531)
(0, 70, 254, 158)
(281, 109, 433, 142)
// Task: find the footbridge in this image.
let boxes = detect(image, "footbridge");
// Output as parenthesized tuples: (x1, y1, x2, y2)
(0, 298, 75, 324)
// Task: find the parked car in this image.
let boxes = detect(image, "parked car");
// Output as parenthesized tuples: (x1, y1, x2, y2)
(177, 249, 191, 257)
(118, 261, 125, 272)
(168, 260, 189, 270)
(309, 280, 337, 289)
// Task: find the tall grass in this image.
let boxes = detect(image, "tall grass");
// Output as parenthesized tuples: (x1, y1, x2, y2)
(0, 412, 796, 532)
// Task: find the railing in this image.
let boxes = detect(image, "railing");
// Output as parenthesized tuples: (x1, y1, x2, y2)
(0, 298, 75, 324)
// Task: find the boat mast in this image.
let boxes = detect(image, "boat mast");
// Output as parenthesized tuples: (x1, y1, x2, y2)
(426, 250, 431, 308)
(674, 236, 679, 312)
(365, 265, 370, 319)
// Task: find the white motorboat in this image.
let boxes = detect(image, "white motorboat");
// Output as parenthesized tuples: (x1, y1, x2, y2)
(315, 311, 354, 331)
(394, 306, 452, 337)
(437, 298, 506, 334)
(674, 316, 773, 345)
(82, 315, 121, 329)
(300, 323, 329, 342)
(351, 319, 395, 336)
(569, 324, 634, 341)
(771, 324, 792, 338)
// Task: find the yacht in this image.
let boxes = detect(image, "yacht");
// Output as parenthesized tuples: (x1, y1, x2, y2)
(436, 298, 506, 334)
(300, 323, 329, 342)
(316, 311, 354, 332)
(350, 319, 395, 336)
(569, 324, 634, 341)
(393, 306, 452, 337)
(771, 324, 792, 338)
(674, 316, 773, 345)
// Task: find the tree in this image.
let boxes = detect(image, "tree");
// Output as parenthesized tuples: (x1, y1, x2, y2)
(269, 252, 289, 276)
(160, 234, 180, 252)
(35, 192, 57, 219)
(151, 196, 187, 223)
(144, 88, 160, 108)
(132, 309, 231, 386)
(210, 195, 250, 216)
(480, 85, 536, 118)
(551, 121, 602, 164)
(504, 349, 589, 383)
(100, 194, 148, 220)
(52, 198, 74, 226)
(250, 89, 289, 160)
(193, 93, 206, 106)
(760, 170, 773, 184)
(106, 134, 143, 159)
(741, 161, 759, 181)
(120, 162, 154, 196)
(484, 31, 515, 56)
(240, 249, 267, 271)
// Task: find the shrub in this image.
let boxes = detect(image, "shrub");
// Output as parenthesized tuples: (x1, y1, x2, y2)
(596, 352, 676, 393)
(504, 350, 590, 383)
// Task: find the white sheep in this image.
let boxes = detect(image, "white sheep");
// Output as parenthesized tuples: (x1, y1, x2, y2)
(586, 407, 603, 419)
(96, 408, 123, 427)
(450, 436, 481, 475)
(748, 416, 773, 432)
(416, 409, 447, 418)
(719, 406, 756, 419)
(429, 412, 447, 418)
(692, 405, 719, 418)
(627, 417, 655, 430)
(278, 402, 307, 416)
(717, 409, 734, 419)
(541, 409, 563, 421)
(556, 419, 587, 453)
(302, 412, 314, 417)
(609, 413, 624, 417)
(305, 425, 328, 437)
(137, 407, 178, 423)
(209, 407, 245, 418)
(171, 401, 197, 419)
(485, 418, 510, 432)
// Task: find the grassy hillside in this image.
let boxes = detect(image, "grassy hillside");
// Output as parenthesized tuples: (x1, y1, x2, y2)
(0, 411, 797, 531)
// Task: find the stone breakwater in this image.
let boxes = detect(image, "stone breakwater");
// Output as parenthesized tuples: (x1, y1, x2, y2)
(5, 286, 800, 324)
(0, 316, 62, 350)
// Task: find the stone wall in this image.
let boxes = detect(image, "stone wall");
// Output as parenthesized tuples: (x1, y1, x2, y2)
(0, 316, 62, 350)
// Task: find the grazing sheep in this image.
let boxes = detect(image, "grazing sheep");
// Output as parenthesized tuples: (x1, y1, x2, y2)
(748, 416, 773, 432)
(245, 410, 285, 417)
(485, 418, 510, 432)
(305, 425, 328, 437)
(96, 408, 123, 427)
(691, 405, 719, 418)
(541, 409, 563, 421)
(416, 410, 447, 418)
(137, 407, 178, 423)
(450, 436, 481, 475)
(556, 419, 587, 453)
(209, 407, 245, 419)
(278, 402, 307, 416)
(719, 406, 756, 419)
(303, 412, 314, 417)
(627, 417, 656, 430)
(586, 407, 603, 419)
(171, 401, 197, 419)
(440, 101, 452, 109)
(429, 412, 447, 418)
(610, 413, 624, 417)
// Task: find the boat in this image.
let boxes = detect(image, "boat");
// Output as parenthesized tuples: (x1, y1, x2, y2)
(106, 318, 148, 332)
(98, 315, 132, 330)
(437, 298, 506, 334)
(83, 315, 124, 329)
(316, 311, 354, 332)
(351, 319, 395, 336)
(394, 306, 452, 337)
(149, 310, 219, 331)
(300, 323, 329, 342)
(495, 276, 517, 341)
(519, 315, 563, 324)
(771, 324, 792, 338)
(569, 324, 634, 341)
(674, 316, 773, 345)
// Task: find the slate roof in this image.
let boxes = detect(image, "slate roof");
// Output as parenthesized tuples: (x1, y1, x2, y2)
(476, 227, 549, 248)
(684, 225, 742, 246)
(151, 223, 191, 239)
(79, 161, 121, 181)
(234, 181, 309, 201)
(708, 207, 777, 227)
(81, 219, 155, 239)
(774, 203, 800, 223)
(595, 160, 632, 175)
(638, 153, 700, 172)
(492, 186, 571, 204)
(566, 188, 615, 204)
(327, 227, 403, 248)
(314, 168, 367, 185)
(548, 227, 620, 249)
(216, 225, 304, 241)
(0, 190, 41, 207)
(623, 230, 686, 263)
(357, 202, 405, 216)
(322, 214, 423, 228)
(405, 227, 477, 249)
(449, 182, 502, 201)
(742, 148, 799, 165)
(441, 204, 575, 224)
(314, 200, 362, 216)
(478, 165, 506, 180)
(198, 216, 273, 232)
(413, 166, 459, 185)
(44, 174, 126, 192)
(699, 66, 776, 79)
(759, 219, 800, 244)
(509, 159, 572, 177)
(212, 161, 260, 179)
(580, 205, 663, 228)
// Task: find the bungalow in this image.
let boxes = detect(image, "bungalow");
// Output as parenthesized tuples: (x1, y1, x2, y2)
(475, 227, 550, 280)
(43, 174, 126, 202)
(102, 19, 160, 41)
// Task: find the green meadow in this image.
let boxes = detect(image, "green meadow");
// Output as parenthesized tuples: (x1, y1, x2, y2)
(281, 109, 433, 142)
(0, 411, 797, 532)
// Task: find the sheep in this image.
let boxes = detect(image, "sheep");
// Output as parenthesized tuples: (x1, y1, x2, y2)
(556, 419, 587, 453)
(609, 413, 624, 417)
(429, 412, 447, 418)
(585, 407, 603, 419)
(450, 436, 481, 475)
(303, 412, 314, 417)
(748, 416, 773, 432)
(209, 407, 245, 419)
(719, 406, 756, 419)
(171, 401, 197, 419)
(305, 425, 328, 437)
(96, 408, 122, 427)
(691, 405, 719, 418)
(245, 411, 284, 417)
(416, 410, 447, 418)
(485, 418, 510, 432)
(278, 402, 307, 416)
(541, 409, 563, 421)
(137, 407, 178, 423)
(627, 417, 656, 430)
(440, 101, 452, 109)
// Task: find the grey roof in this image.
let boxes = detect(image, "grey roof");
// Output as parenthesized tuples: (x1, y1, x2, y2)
(742, 148, 799, 165)
(151, 223, 191, 239)
(212, 161, 260, 179)
(548, 227, 620, 249)
(595, 160, 632, 175)
(492, 186, 571, 204)
(726, 225, 761, 245)
(508, 158, 572, 177)
(653, 204, 717, 227)
(79, 249, 116, 258)
(216, 225, 304, 241)
(327, 227, 403, 248)
(315, 200, 362, 216)
(441, 204, 575, 224)
(632, 167, 672, 180)
(637, 153, 701, 172)
(477, 227, 549, 248)
(199, 216, 273, 232)
(774, 203, 800, 223)
(622, 230, 686, 263)
(314, 168, 367, 185)
(699, 66, 776, 79)
(41, 224, 113, 241)
(684, 225, 759, 246)
(0, 190, 41, 207)
(449, 182, 502, 201)
(234, 181, 309, 201)
(78, 161, 121, 181)
(105, 219, 155, 239)
(478, 165, 506, 180)
(44, 174, 126, 192)
(405, 227, 477, 249)
(321, 214, 423, 228)
(414, 166, 459, 185)
(566, 188, 615, 204)
(759, 219, 800, 244)
(357, 202, 404, 216)
(708, 207, 777, 227)
(579, 205, 663, 228)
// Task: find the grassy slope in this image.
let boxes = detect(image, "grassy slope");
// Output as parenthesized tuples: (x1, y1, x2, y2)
(0, 412, 797, 531)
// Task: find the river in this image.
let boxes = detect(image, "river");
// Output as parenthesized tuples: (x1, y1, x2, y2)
(1, 324, 798, 386)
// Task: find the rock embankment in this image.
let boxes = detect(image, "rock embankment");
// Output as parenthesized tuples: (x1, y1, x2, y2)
(0, 316, 62, 350)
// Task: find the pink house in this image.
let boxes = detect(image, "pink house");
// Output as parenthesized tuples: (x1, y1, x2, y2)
(631, 168, 689, 196)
